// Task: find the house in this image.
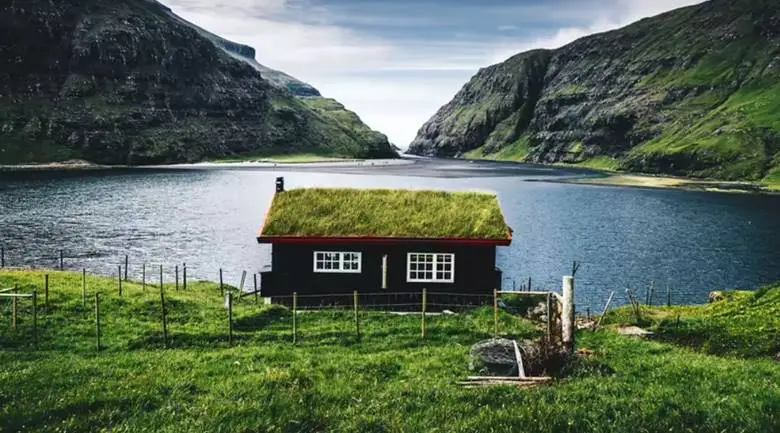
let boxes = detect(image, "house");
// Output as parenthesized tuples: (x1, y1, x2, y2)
(256, 177, 512, 303)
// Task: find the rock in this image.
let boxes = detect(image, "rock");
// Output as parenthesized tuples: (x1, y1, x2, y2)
(616, 326, 654, 338)
(708, 291, 726, 303)
(407, 0, 780, 181)
(469, 339, 518, 376)
(0, 0, 395, 165)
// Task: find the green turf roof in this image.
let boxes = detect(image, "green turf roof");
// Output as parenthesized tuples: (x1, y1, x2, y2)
(260, 188, 512, 240)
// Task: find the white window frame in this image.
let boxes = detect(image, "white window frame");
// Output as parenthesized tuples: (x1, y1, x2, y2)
(406, 253, 455, 283)
(313, 251, 362, 273)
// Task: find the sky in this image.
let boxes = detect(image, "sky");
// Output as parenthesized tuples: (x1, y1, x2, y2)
(160, 0, 703, 148)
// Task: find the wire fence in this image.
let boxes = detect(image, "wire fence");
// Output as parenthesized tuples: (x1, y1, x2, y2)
(0, 246, 720, 352)
(0, 266, 566, 353)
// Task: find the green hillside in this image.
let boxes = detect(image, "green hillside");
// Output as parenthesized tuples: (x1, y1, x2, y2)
(0, 0, 396, 165)
(410, 0, 780, 186)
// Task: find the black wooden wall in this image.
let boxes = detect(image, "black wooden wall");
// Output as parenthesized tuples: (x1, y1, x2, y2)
(261, 242, 501, 297)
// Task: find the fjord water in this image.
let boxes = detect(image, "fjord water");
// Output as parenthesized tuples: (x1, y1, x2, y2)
(1, 159, 778, 311)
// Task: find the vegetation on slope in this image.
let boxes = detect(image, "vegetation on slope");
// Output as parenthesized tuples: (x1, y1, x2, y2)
(602, 284, 780, 358)
(0, 270, 778, 432)
(410, 0, 780, 182)
(0, 0, 396, 165)
(261, 188, 511, 240)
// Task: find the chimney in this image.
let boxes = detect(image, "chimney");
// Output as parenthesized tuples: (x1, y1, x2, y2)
(275, 177, 284, 193)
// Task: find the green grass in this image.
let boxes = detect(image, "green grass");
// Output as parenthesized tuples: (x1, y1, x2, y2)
(625, 81, 780, 180)
(465, 137, 531, 162)
(572, 156, 621, 171)
(601, 284, 780, 358)
(1, 270, 779, 432)
(260, 188, 512, 240)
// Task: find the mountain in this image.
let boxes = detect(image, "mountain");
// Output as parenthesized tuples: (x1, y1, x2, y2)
(409, 0, 780, 182)
(154, 1, 321, 98)
(0, 0, 396, 165)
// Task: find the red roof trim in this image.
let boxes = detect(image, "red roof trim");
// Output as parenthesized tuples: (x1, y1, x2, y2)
(256, 235, 512, 246)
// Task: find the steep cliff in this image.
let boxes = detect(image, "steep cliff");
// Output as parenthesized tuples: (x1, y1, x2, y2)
(0, 0, 395, 165)
(409, 0, 780, 181)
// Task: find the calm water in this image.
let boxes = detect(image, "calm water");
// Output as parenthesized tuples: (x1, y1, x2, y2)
(1, 159, 779, 311)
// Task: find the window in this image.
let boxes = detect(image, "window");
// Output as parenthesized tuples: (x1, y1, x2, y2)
(407, 253, 454, 283)
(313, 251, 362, 273)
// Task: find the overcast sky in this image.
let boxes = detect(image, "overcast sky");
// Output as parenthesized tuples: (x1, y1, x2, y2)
(160, 0, 703, 148)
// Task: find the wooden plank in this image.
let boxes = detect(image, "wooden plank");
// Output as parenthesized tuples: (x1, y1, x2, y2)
(466, 376, 552, 382)
(0, 293, 33, 298)
(512, 340, 526, 378)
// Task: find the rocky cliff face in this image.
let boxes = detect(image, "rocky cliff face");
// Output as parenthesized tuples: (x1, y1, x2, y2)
(0, 0, 394, 165)
(409, 0, 780, 181)
(156, 1, 322, 98)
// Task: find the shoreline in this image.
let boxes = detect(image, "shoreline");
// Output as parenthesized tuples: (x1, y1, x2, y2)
(553, 173, 777, 195)
(0, 157, 412, 172)
(1, 157, 777, 195)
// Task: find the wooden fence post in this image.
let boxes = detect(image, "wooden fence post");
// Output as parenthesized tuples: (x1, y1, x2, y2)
(292, 292, 298, 344)
(118, 265, 123, 296)
(562, 276, 575, 353)
(95, 293, 101, 351)
(175, 265, 179, 291)
(667, 285, 672, 307)
(545, 293, 552, 343)
(44, 274, 49, 311)
(11, 284, 17, 331)
(59, 250, 63, 271)
(647, 281, 655, 306)
(124, 255, 129, 281)
(160, 285, 168, 349)
(32, 290, 38, 349)
(353, 290, 360, 342)
(159, 264, 163, 291)
(493, 289, 499, 337)
(228, 292, 233, 346)
(183, 263, 187, 290)
(142, 263, 146, 291)
(219, 268, 224, 296)
(81, 270, 86, 308)
(253, 273, 258, 305)
(1, 244, 4, 268)
(239, 271, 247, 292)
(421, 288, 427, 339)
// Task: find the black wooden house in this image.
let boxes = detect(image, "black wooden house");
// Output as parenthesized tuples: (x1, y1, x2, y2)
(257, 178, 512, 303)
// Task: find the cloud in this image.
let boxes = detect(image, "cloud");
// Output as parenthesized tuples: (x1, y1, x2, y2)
(159, 0, 705, 148)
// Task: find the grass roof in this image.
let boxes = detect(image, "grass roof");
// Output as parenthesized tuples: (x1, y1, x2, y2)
(260, 188, 511, 240)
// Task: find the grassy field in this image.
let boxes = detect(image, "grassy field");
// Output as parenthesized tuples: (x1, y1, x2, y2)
(0, 270, 778, 432)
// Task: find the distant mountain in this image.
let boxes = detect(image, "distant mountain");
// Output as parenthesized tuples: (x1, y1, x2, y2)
(154, 1, 321, 98)
(0, 0, 396, 165)
(409, 0, 780, 183)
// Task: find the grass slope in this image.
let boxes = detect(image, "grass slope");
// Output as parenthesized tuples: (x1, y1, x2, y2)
(261, 188, 512, 240)
(602, 284, 780, 358)
(0, 270, 778, 432)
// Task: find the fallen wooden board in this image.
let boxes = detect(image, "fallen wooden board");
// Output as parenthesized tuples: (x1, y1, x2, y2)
(466, 376, 552, 382)
(458, 381, 545, 388)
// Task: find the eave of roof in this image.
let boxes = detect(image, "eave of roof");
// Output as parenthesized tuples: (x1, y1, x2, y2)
(256, 232, 512, 246)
